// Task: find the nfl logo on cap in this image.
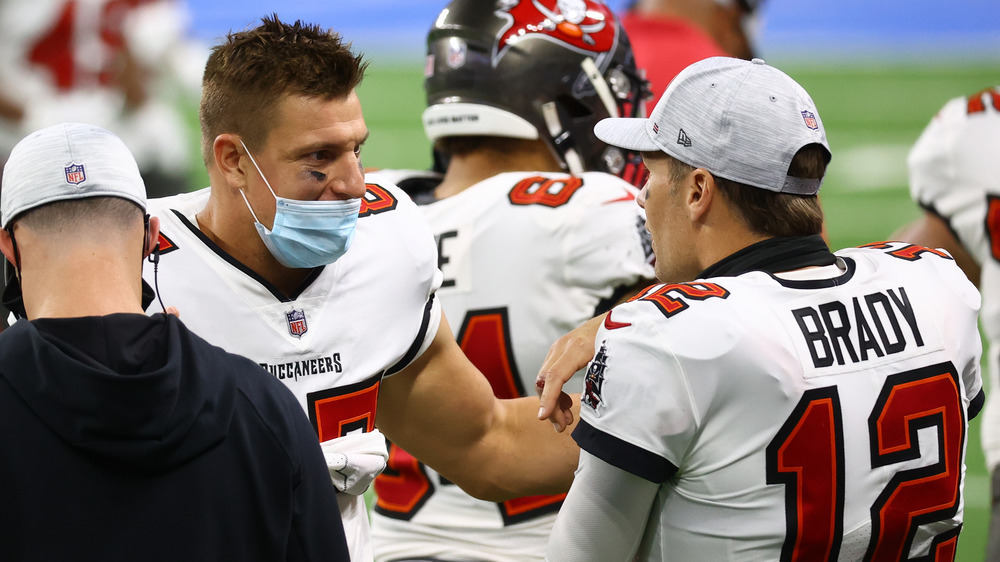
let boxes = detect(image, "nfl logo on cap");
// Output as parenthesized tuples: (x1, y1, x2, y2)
(801, 110, 819, 130)
(286, 309, 308, 338)
(64, 163, 86, 185)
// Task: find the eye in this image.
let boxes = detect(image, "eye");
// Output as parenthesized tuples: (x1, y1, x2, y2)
(308, 150, 331, 162)
(353, 145, 363, 158)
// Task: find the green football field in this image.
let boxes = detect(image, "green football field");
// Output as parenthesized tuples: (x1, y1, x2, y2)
(192, 60, 1000, 559)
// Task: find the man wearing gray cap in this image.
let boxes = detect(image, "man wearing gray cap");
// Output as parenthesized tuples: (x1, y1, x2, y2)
(0, 122, 349, 561)
(540, 57, 984, 561)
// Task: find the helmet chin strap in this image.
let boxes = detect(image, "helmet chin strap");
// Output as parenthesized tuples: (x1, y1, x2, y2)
(541, 101, 585, 175)
(581, 57, 619, 118)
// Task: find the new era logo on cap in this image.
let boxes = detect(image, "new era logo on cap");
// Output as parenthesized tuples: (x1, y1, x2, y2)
(677, 129, 692, 147)
(64, 163, 86, 185)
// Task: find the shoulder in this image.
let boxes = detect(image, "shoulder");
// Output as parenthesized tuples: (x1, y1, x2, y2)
(600, 280, 744, 358)
(147, 187, 211, 225)
(175, 319, 311, 445)
(909, 88, 1000, 206)
(839, 242, 980, 309)
(351, 177, 440, 280)
(366, 168, 443, 207)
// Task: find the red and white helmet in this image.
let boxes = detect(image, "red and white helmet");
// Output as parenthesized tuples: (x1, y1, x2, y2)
(423, 0, 650, 185)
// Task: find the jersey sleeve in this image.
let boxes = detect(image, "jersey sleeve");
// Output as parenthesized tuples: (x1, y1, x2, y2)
(572, 298, 694, 483)
(563, 174, 655, 299)
(545, 450, 659, 562)
(908, 91, 1000, 267)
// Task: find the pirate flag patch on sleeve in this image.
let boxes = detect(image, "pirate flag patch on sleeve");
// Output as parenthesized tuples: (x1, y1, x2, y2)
(583, 340, 609, 415)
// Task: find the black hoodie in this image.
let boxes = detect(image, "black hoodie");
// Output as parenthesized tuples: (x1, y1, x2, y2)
(0, 313, 348, 561)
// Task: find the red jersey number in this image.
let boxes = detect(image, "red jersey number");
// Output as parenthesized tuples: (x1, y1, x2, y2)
(508, 176, 583, 208)
(766, 363, 965, 562)
(306, 373, 380, 442)
(631, 282, 730, 318)
(986, 195, 1000, 263)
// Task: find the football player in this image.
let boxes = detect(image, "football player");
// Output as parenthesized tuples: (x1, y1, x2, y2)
(131, 16, 583, 562)
(367, 1, 655, 560)
(538, 57, 984, 560)
(892, 86, 1000, 561)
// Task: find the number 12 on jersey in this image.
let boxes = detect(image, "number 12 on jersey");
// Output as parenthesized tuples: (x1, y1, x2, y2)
(766, 362, 966, 562)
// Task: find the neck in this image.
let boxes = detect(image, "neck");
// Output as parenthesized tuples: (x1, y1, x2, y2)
(199, 174, 313, 296)
(20, 245, 145, 319)
(435, 141, 563, 199)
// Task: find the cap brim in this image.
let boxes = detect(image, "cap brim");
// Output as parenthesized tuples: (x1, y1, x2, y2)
(594, 117, 659, 152)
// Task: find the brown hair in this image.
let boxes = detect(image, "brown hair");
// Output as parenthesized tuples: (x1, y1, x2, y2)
(665, 144, 828, 237)
(13, 197, 143, 235)
(199, 15, 368, 164)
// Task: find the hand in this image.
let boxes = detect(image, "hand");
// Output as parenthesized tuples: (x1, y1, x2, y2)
(536, 314, 604, 433)
(320, 429, 389, 495)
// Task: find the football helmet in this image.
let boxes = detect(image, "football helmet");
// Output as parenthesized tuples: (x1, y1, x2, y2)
(423, 0, 649, 184)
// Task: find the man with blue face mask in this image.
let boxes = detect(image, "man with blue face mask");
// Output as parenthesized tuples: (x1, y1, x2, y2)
(237, 139, 361, 269)
(138, 17, 584, 562)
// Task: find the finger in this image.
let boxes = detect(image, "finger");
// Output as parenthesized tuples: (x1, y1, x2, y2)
(537, 372, 565, 420)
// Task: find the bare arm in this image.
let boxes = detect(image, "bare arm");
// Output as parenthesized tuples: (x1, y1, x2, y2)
(376, 312, 581, 502)
(891, 211, 980, 287)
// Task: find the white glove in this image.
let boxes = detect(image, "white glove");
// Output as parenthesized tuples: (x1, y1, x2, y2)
(320, 429, 389, 496)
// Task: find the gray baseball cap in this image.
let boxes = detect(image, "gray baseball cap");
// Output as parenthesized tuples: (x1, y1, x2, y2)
(594, 57, 830, 195)
(1, 123, 146, 229)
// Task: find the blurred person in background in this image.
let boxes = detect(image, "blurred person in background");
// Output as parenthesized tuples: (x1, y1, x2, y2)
(892, 86, 1000, 562)
(0, 0, 204, 330)
(621, 0, 762, 103)
(368, 1, 655, 560)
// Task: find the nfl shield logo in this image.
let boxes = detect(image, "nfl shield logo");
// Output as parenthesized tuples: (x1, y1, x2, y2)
(286, 309, 308, 338)
(64, 163, 86, 185)
(446, 39, 467, 69)
(801, 110, 819, 130)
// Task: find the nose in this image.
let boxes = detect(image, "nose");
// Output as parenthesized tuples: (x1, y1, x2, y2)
(326, 154, 368, 200)
(637, 184, 648, 209)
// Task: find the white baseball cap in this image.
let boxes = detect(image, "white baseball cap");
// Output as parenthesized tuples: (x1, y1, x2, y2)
(1, 123, 146, 229)
(594, 57, 831, 194)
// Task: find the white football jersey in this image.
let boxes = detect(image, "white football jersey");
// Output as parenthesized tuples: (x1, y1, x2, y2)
(143, 182, 442, 562)
(908, 87, 1000, 471)
(367, 169, 655, 561)
(574, 244, 982, 561)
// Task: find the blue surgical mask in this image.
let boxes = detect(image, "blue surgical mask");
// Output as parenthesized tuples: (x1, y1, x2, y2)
(238, 140, 361, 269)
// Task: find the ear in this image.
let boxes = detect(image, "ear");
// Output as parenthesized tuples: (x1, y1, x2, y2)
(143, 216, 161, 259)
(686, 168, 715, 223)
(213, 133, 249, 190)
(0, 228, 16, 266)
